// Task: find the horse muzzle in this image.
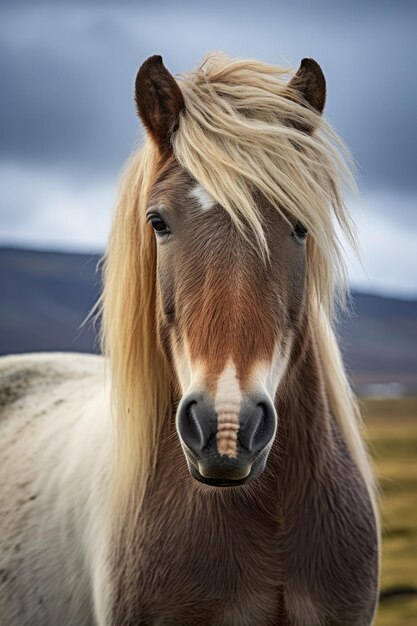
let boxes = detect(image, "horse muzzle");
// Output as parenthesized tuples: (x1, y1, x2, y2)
(176, 391, 277, 487)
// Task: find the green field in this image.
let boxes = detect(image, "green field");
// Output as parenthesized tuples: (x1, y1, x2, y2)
(362, 397, 417, 625)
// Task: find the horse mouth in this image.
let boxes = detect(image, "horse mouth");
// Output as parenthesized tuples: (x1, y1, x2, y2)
(188, 461, 253, 487)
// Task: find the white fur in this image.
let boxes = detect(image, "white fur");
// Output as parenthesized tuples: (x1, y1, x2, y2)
(189, 183, 216, 211)
(251, 339, 293, 398)
(0, 353, 112, 625)
(214, 361, 242, 458)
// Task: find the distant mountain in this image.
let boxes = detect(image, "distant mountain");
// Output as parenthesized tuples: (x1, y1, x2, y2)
(1, 247, 416, 394)
(0, 248, 101, 355)
(339, 292, 417, 392)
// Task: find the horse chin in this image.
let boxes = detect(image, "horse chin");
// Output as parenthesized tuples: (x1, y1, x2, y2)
(186, 452, 269, 488)
(188, 463, 250, 487)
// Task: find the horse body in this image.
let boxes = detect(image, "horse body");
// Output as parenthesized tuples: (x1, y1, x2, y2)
(0, 353, 110, 625)
(0, 52, 379, 624)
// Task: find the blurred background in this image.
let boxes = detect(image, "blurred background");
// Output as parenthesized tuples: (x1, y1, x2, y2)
(1, 1, 416, 623)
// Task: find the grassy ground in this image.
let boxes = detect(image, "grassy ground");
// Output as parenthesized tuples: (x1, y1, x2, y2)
(362, 396, 417, 625)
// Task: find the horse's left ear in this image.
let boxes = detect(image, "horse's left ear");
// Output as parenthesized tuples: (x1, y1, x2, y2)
(135, 55, 185, 153)
(287, 58, 326, 132)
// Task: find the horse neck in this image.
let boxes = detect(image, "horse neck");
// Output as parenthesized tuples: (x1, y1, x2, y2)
(274, 315, 335, 486)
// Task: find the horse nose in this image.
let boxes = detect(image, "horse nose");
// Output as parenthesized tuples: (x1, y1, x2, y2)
(177, 391, 277, 485)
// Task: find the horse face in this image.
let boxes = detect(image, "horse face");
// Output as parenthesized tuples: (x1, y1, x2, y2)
(136, 54, 324, 486)
(147, 156, 307, 486)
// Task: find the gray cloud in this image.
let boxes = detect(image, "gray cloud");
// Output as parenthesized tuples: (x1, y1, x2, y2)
(1, 2, 416, 187)
(0, 0, 416, 294)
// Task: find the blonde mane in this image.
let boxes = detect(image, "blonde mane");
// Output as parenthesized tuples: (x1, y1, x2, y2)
(101, 53, 376, 519)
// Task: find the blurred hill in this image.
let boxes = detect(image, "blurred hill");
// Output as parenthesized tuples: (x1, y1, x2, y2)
(0, 248, 101, 355)
(1, 247, 416, 394)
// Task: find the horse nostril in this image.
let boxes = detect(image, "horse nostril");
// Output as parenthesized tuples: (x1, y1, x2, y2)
(239, 398, 276, 455)
(177, 400, 203, 453)
(187, 404, 202, 445)
(251, 404, 266, 448)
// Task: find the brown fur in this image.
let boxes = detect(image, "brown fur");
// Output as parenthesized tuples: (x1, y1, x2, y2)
(149, 159, 303, 390)
(135, 56, 185, 154)
(287, 58, 326, 114)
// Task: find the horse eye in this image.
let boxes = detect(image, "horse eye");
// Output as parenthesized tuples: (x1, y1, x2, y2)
(147, 214, 170, 236)
(292, 220, 308, 242)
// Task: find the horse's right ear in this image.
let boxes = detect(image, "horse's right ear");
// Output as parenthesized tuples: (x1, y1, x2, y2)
(135, 55, 185, 153)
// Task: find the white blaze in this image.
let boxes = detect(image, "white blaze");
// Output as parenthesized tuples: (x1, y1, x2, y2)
(214, 362, 241, 458)
(250, 338, 293, 401)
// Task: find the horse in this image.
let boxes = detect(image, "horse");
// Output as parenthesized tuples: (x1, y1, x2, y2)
(0, 53, 379, 625)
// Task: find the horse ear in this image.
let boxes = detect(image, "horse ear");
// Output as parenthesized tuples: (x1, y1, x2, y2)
(135, 55, 185, 152)
(286, 58, 326, 132)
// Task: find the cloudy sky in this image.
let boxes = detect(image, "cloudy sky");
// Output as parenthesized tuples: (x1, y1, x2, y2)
(1, 0, 416, 297)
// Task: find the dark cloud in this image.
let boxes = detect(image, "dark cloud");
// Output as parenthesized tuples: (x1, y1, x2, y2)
(0, 9, 141, 179)
(0, 0, 416, 297)
(1, 1, 416, 191)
